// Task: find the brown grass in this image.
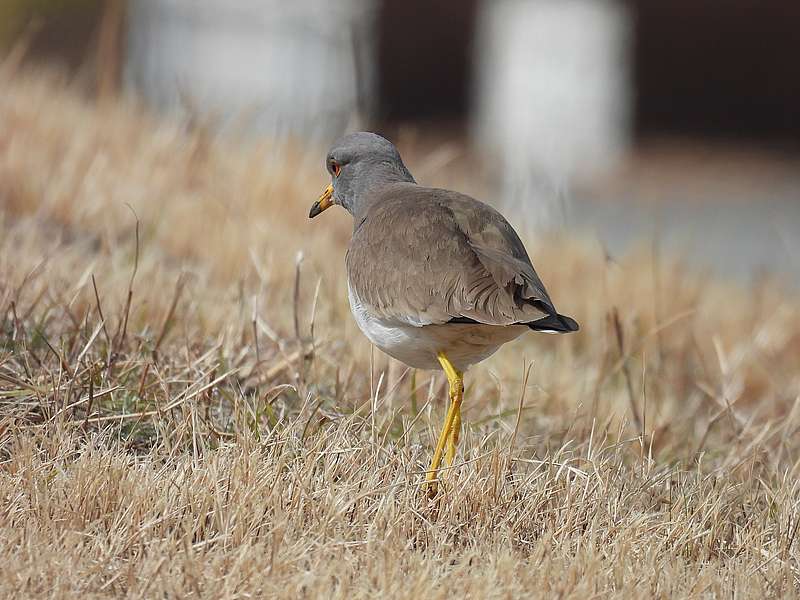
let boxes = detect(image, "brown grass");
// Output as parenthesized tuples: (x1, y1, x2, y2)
(1, 67, 800, 599)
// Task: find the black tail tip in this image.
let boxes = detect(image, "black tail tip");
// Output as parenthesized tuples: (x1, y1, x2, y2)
(529, 313, 580, 333)
(558, 314, 580, 332)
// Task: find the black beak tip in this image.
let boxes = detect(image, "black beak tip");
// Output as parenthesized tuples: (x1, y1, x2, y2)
(308, 204, 320, 219)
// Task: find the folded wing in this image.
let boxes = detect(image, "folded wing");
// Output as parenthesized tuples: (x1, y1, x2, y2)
(346, 184, 573, 329)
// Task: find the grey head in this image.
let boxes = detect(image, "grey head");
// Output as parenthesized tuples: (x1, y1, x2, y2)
(309, 132, 415, 221)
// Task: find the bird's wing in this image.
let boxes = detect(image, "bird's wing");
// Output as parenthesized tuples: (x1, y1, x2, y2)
(345, 184, 556, 327)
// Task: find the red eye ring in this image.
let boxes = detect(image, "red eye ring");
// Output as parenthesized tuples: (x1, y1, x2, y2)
(332, 163, 341, 177)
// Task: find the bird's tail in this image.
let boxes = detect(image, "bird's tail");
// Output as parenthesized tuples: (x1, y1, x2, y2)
(528, 313, 580, 334)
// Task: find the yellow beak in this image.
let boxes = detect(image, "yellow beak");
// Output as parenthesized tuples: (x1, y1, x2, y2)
(309, 184, 334, 218)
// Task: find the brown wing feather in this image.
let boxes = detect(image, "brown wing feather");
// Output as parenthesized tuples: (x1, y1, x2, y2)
(346, 183, 555, 327)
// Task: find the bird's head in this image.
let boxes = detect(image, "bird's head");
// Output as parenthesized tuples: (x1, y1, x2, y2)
(309, 132, 415, 219)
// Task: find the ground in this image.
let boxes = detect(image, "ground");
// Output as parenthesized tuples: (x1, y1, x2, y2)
(1, 69, 800, 599)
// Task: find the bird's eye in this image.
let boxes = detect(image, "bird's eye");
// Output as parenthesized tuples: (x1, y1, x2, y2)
(332, 162, 341, 177)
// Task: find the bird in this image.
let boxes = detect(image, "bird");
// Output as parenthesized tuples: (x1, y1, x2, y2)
(309, 132, 578, 493)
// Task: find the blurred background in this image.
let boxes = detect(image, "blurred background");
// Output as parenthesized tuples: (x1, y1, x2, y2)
(2, 0, 799, 284)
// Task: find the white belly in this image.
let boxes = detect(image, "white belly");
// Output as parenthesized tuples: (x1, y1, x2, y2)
(348, 285, 528, 370)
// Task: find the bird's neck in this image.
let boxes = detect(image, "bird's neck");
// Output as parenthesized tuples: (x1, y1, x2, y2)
(350, 165, 416, 223)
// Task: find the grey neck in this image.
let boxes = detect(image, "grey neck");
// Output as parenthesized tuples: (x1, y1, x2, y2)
(347, 161, 416, 223)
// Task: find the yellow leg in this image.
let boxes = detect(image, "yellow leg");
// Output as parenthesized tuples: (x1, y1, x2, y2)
(410, 369, 418, 415)
(426, 352, 464, 494)
(446, 403, 461, 466)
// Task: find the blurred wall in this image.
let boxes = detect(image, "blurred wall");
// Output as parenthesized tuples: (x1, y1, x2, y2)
(9, 0, 797, 147)
(634, 0, 800, 141)
(376, 0, 478, 121)
(471, 0, 632, 227)
(124, 0, 377, 141)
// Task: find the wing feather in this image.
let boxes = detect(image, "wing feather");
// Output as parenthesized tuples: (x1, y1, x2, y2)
(345, 183, 557, 327)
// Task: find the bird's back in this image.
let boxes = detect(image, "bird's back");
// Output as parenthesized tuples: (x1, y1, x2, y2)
(345, 182, 556, 328)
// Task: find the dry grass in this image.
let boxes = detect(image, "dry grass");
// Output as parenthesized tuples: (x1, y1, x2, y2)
(2, 67, 800, 599)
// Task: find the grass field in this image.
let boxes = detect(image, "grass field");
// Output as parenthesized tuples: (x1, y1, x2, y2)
(2, 68, 800, 598)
